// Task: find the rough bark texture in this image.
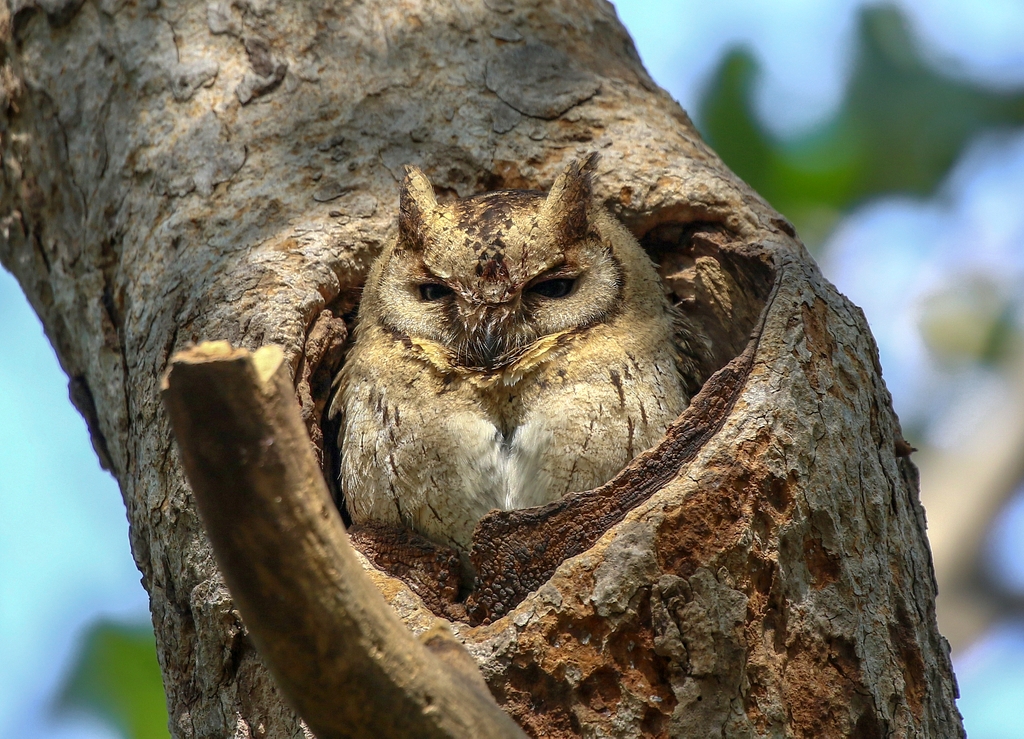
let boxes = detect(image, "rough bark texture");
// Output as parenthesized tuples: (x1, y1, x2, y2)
(0, 1, 963, 738)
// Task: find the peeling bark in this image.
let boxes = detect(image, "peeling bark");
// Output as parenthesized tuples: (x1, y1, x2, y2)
(0, 0, 962, 737)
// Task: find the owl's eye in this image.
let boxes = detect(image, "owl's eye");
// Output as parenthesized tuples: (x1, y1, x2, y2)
(419, 283, 454, 301)
(527, 278, 575, 299)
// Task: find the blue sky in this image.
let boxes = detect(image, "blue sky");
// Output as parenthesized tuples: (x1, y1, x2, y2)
(2, 1, 1023, 736)
(0, 267, 144, 739)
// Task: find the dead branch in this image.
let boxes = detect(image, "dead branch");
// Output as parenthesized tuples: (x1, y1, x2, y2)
(160, 341, 526, 739)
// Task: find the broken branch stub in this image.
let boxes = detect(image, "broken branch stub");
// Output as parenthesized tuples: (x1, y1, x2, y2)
(160, 341, 527, 739)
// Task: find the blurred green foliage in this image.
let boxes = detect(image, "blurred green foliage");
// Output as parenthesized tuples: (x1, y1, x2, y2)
(56, 620, 170, 739)
(919, 277, 1022, 368)
(699, 4, 1024, 248)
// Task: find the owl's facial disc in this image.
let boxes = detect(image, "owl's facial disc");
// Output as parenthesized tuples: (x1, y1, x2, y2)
(413, 264, 579, 370)
(458, 268, 582, 369)
(380, 219, 621, 372)
(400, 247, 619, 372)
(379, 155, 621, 374)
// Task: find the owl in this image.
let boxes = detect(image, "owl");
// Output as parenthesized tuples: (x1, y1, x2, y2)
(332, 154, 690, 558)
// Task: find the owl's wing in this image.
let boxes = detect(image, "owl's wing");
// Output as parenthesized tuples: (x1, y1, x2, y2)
(324, 369, 350, 517)
(670, 306, 717, 399)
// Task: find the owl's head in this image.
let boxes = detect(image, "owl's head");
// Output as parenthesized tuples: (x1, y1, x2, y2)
(363, 154, 660, 374)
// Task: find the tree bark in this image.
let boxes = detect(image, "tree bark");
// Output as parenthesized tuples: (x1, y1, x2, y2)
(0, 1, 963, 738)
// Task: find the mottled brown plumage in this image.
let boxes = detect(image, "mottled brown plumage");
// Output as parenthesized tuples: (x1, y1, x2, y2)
(332, 154, 690, 557)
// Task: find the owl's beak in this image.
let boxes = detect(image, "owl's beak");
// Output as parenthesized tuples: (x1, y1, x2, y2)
(463, 319, 501, 370)
(461, 308, 515, 371)
(477, 323, 503, 368)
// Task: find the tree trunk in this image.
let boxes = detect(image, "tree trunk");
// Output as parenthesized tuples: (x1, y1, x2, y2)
(0, 1, 963, 737)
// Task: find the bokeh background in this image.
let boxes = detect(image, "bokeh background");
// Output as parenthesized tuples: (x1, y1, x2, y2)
(2, 1, 1023, 736)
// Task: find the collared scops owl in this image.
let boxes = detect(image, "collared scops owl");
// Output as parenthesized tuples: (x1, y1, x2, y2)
(331, 154, 690, 557)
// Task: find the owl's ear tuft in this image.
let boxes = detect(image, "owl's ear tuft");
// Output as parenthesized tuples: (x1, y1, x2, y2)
(543, 152, 599, 244)
(399, 165, 438, 250)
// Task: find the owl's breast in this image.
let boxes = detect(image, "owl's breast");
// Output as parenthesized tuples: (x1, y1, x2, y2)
(502, 352, 687, 510)
(338, 321, 687, 554)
